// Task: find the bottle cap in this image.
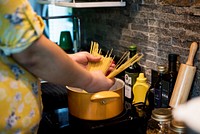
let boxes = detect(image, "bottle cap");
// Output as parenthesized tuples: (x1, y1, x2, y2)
(151, 108, 172, 122)
(129, 45, 137, 51)
(137, 73, 147, 82)
(170, 120, 186, 133)
(157, 65, 166, 73)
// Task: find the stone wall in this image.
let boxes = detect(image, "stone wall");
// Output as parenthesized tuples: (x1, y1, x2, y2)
(73, 0, 200, 99)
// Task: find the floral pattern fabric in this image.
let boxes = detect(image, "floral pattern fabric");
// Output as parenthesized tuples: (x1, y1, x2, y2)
(0, 0, 44, 133)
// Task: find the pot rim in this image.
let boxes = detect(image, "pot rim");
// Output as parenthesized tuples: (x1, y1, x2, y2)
(66, 78, 124, 94)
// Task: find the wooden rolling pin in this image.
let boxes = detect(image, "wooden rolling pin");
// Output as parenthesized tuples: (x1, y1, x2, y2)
(169, 42, 199, 108)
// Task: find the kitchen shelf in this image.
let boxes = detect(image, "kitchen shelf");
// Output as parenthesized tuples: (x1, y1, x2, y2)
(37, 0, 126, 8)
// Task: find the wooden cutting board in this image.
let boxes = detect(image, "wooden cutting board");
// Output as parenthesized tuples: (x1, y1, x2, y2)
(169, 42, 199, 108)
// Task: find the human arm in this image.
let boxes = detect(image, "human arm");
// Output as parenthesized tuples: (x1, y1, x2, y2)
(12, 35, 114, 93)
(0, 0, 114, 93)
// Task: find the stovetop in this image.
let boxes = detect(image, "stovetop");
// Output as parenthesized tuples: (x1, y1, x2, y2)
(38, 82, 152, 134)
(38, 103, 151, 134)
(66, 114, 146, 133)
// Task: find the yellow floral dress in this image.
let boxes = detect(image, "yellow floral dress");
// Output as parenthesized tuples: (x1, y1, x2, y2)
(0, 0, 45, 133)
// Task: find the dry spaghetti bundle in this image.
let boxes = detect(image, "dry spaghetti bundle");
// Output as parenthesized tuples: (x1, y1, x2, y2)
(87, 41, 114, 75)
(106, 52, 143, 79)
(87, 41, 143, 79)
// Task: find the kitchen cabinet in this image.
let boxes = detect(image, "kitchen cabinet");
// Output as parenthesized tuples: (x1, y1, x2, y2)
(37, 0, 126, 8)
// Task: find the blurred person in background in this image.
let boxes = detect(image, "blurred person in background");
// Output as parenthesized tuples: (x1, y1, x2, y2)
(172, 97, 200, 133)
(0, 0, 115, 133)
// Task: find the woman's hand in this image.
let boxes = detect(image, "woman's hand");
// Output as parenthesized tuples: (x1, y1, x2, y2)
(86, 70, 115, 93)
(69, 51, 116, 92)
(69, 51, 115, 73)
(68, 51, 101, 68)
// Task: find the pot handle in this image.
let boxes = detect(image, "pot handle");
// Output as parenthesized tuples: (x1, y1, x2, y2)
(90, 91, 120, 101)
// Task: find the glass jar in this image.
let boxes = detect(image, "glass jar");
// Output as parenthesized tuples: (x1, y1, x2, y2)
(146, 108, 172, 134)
(169, 120, 186, 134)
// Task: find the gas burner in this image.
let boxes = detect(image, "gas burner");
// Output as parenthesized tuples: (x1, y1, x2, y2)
(38, 104, 149, 133)
(64, 103, 150, 132)
(68, 108, 133, 129)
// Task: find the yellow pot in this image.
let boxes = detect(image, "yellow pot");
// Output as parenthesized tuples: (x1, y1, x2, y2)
(66, 78, 124, 120)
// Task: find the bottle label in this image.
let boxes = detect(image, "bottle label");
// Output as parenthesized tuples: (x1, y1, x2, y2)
(125, 84, 132, 99)
(124, 72, 139, 99)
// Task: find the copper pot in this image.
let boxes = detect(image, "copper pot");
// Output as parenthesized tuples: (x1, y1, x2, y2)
(66, 78, 124, 120)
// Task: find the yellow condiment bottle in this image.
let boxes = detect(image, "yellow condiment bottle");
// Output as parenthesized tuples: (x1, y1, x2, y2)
(132, 73, 150, 105)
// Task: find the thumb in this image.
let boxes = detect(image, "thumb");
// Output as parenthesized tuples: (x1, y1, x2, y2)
(87, 54, 102, 62)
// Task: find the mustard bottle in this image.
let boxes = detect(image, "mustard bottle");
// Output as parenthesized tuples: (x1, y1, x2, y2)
(132, 73, 150, 105)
